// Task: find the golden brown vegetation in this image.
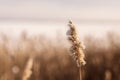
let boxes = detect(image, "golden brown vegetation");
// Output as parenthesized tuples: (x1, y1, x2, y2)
(67, 21, 86, 66)
(67, 21, 86, 80)
(0, 32, 120, 80)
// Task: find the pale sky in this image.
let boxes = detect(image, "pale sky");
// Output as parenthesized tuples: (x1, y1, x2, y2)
(0, 0, 120, 21)
(0, 0, 120, 37)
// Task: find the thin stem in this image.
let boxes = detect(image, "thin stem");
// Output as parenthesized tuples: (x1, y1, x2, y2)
(79, 65, 82, 80)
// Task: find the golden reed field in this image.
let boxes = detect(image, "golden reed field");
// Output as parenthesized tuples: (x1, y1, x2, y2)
(0, 23, 120, 80)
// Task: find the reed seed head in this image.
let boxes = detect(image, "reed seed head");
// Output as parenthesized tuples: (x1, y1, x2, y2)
(67, 20, 86, 67)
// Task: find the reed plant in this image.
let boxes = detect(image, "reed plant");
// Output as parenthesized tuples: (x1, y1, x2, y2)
(66, 21, 86, 80)
(22, 58, 33, 80)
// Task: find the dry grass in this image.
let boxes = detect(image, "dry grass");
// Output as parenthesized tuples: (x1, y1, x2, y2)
(0, 31, 120, 80)
(22, 58, 33, 80)
(67, 20, 86, 66)
(67, 21, 86, 80)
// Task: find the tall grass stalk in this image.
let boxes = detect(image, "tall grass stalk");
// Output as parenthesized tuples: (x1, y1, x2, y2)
(22, 57, 33, 80)
(66, 21, 86, 80)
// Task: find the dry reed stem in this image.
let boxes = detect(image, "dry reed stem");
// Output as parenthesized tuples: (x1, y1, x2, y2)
(105, 70, 112, 80)
(22, 57, 33, 80)
(66, 20, 86, 80)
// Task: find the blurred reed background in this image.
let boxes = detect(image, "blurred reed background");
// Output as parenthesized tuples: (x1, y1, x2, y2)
(0, 31, 120, 80)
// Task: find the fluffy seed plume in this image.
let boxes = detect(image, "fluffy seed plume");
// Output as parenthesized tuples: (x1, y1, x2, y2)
(22, 58, 33, 80)
(67, 20, 86, 67)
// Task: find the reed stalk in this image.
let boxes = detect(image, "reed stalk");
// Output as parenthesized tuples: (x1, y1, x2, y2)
(66, 20, 86, 80)
(22, 57, 33, 80)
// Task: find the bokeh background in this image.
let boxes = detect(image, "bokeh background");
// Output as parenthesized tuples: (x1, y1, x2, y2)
(0, 0, 120, 80)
